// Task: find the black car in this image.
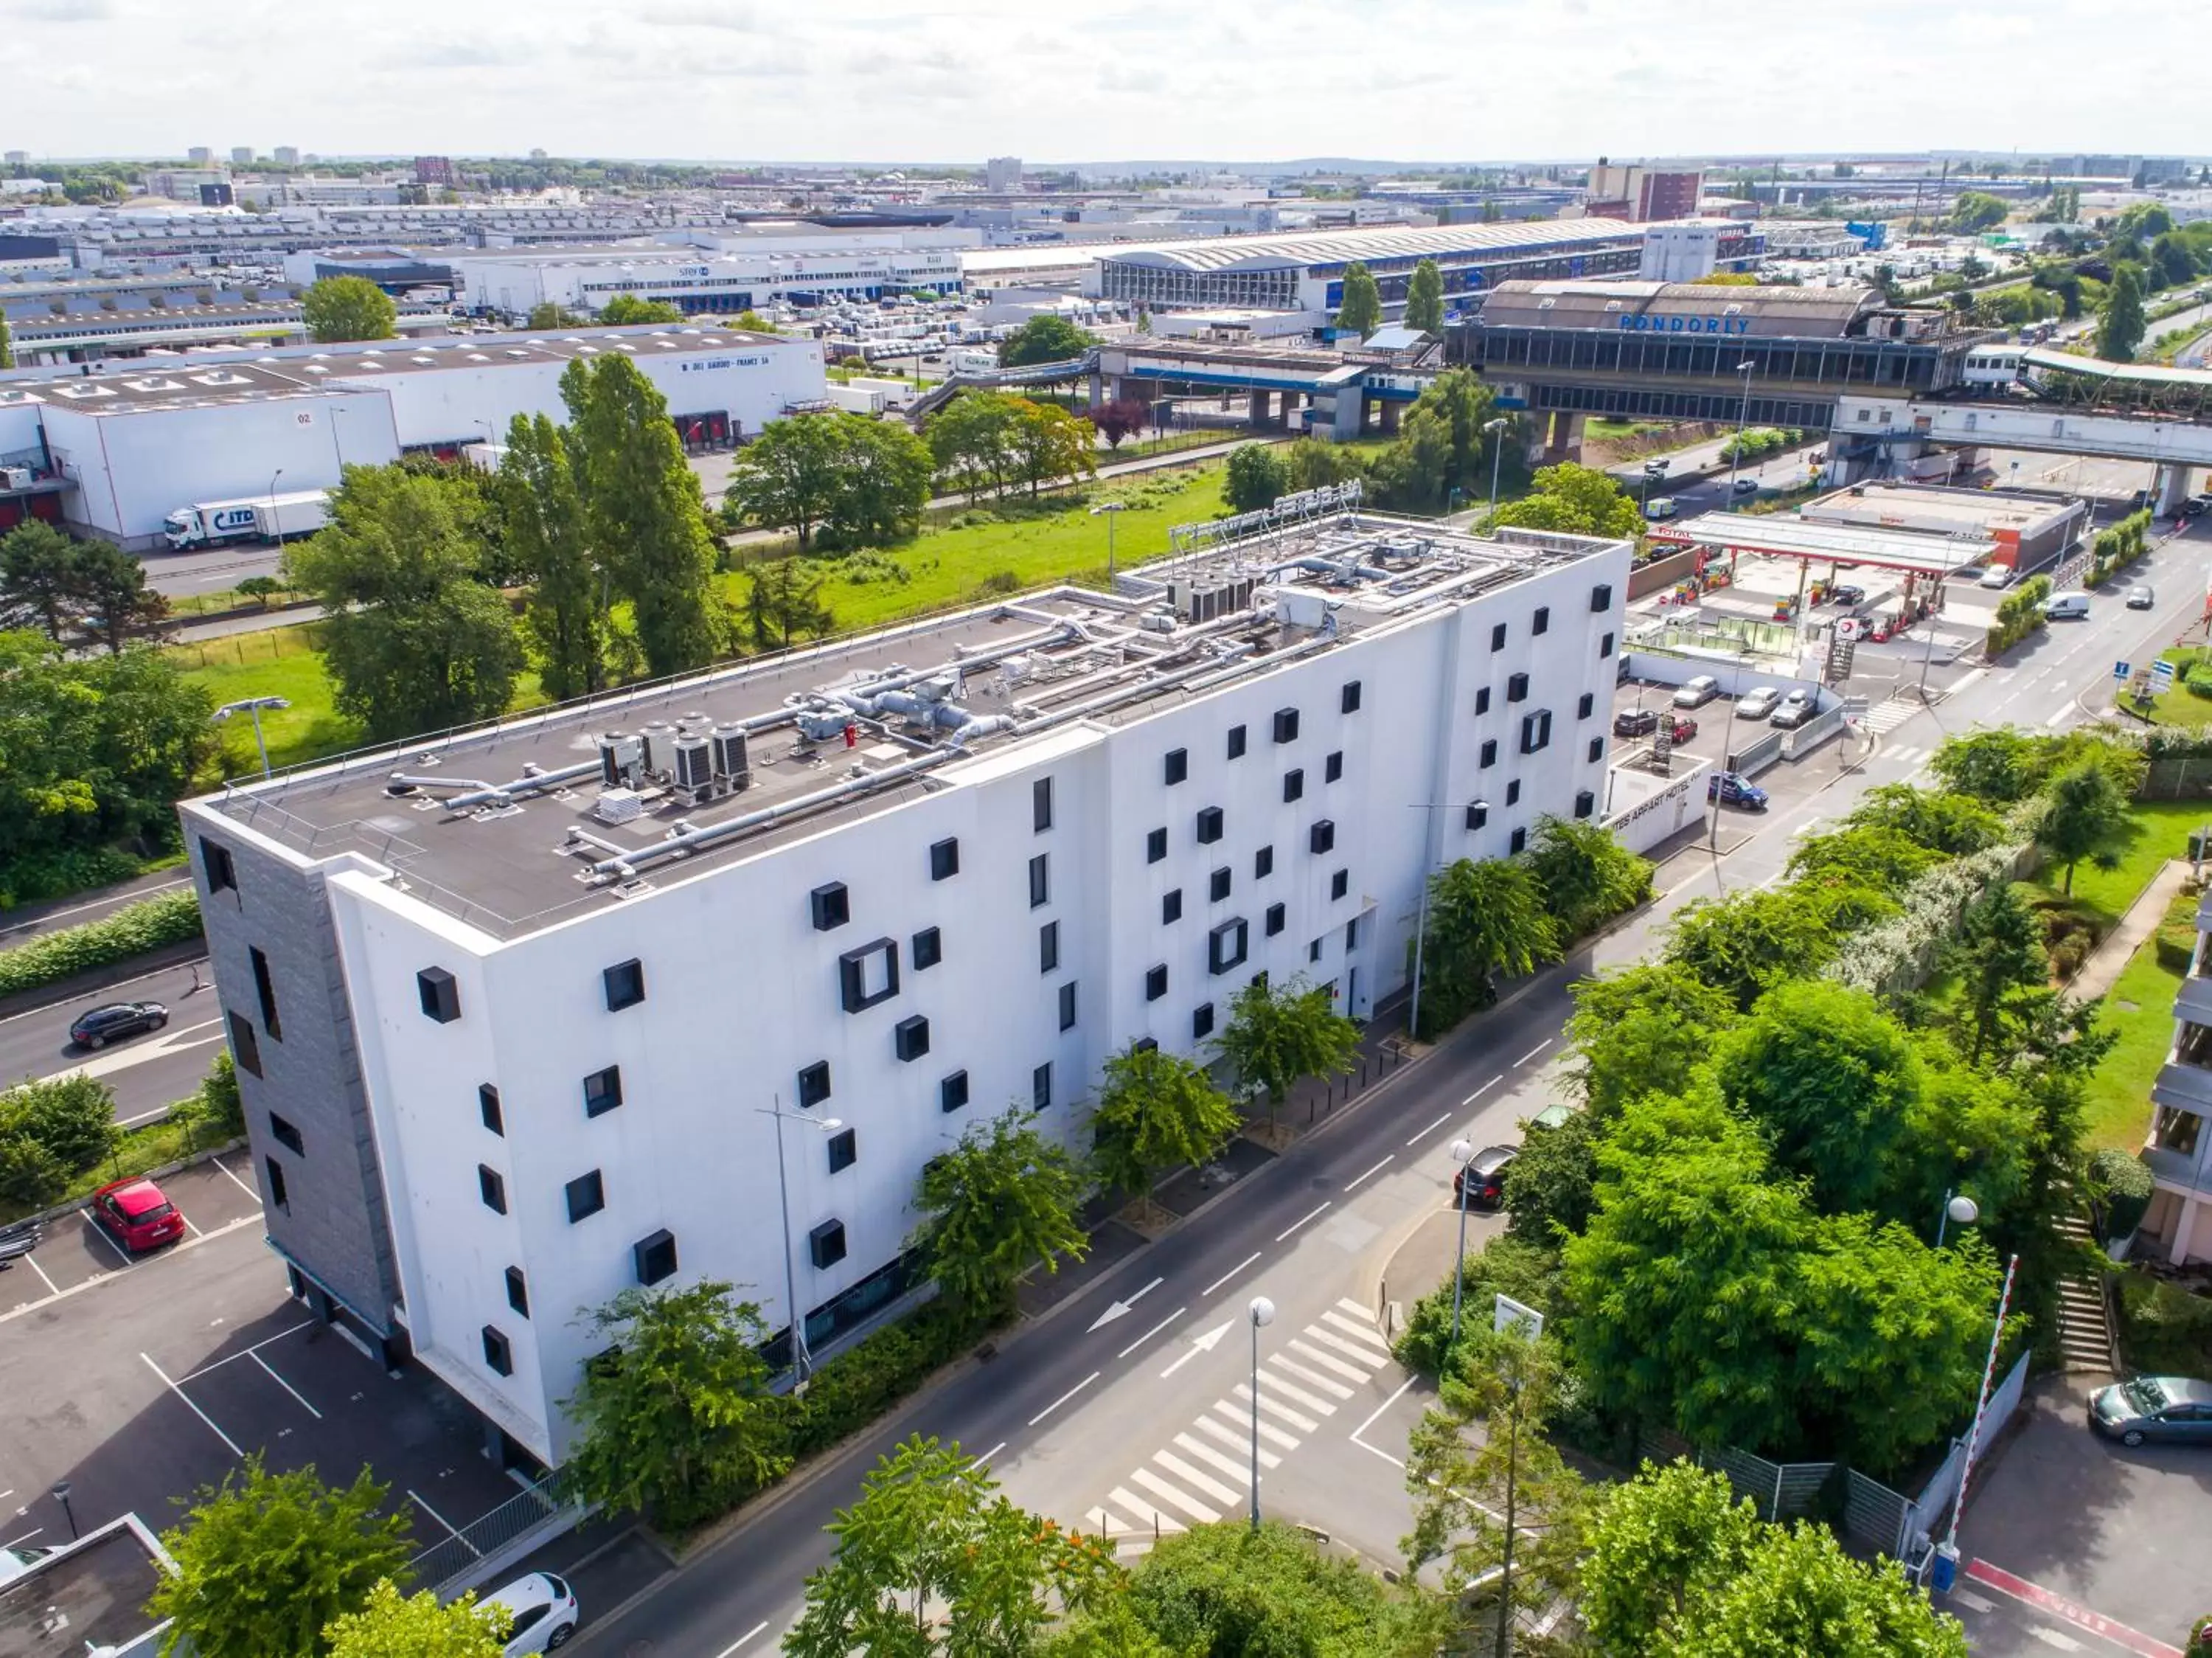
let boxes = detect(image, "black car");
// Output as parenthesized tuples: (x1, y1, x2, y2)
(1453, 1145, 1517, 1210)
(1613, 707, 1660, 737)
(69, 1002, 168, 1050)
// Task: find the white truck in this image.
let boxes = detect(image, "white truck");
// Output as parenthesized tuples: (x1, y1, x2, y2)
(161, 490, 331, 551)
(947, 348, 1000, 376)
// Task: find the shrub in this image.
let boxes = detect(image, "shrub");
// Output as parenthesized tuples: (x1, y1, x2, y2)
(1393, 1235, 1562, 1378)
(0, 1074, 121, 1207)
(0, 889, 204, 999)
(2185, 660, 2212, 700)
(782, 1300, 985, 1457)
(0, 844, 145, 910)
(2116, 1274, 2212, 1379)
(2088, 1147, 2156, 1242)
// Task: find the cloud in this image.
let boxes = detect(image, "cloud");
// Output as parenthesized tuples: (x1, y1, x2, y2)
(636, 0, 760, 28)
(5, 0, 113, 19)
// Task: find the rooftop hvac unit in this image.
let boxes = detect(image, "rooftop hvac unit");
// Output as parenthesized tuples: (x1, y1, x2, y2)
(1139, 611, 1177, 634)
(598, 732, 643, 788)
(639, 721, 678, 777)
(671, 735, 712, 791)
(595, 787, 644, 825)
(709, 725, 752, 789)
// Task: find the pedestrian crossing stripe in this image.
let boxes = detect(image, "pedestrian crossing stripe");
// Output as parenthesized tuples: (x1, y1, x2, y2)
(1857, 700, 1924, 735)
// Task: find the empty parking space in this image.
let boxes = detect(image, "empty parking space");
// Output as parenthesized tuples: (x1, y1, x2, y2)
(1, 1152, 267, 1312)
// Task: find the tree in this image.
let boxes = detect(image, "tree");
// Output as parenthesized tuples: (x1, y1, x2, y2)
(911, 1110, 1090, 1322)
(1088, 398, 1149, 451)
(1415, 858, 1562, 1037)
(833, 417, 936, 541)
(524, 302, 582, 330)
(1930, 727, 2041, 802)
(999, 314, 1097, 368)
(1579, 1460, 1760, 1655)
(1669, 1517, 1969, 1656)
(1488, 462, 1643, 539)
(785, 1435, 1113, 1658)
(561, 355, 721, 677)
(235, 574, 286, 608)
(1944, 883, 2052, 1063)
(733, 308, 780, 333)
(1403, 1328, 1587, 1657)
(494, 413, 604, 701)
(2152, 232, 2200, 291)
(1335, 261, 1382, 336)
(1089, 1041, 1239, 1203)
(745, 556, 835, 648)
(1006, 400, 1098, 498)
(732, 411, 931, 549)
(2036, 757, 2136, 894)
(147, 1455, 413, 1658)
(1665, 885, 1874, 1011)
(1566, 961, 1737, 1119)
(1403, 258, 1444, 333)
(1525, 815, 1652, 939)
(560, 1280, 790, 1529)
(1222, 442, 1287, 512)
(323, 1581, 509, 1658)
(1214, 973, 1360, 1128)
(302, 275, 397, 341)
(1948, 190, 2009, 233)
(597, 294, 687, 325)
(285, 465, 524, 741)
(2097, 264, 2147, 361)
(1844, 782, 2003, 856)
(928, 392, 1021, 502)
(1116, 1522, 1447, 1657)
(1284, 436, 1366, 491)
(1501, 1106, 1600, 1246)
(0, 1073, 121, 1207)
(1786, 822, 1945, 895)
(0, 311, 11, 370)
(0, 520, 84, 639)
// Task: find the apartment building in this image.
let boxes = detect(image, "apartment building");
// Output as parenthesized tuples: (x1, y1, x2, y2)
(2142, 889, 2212, 1263)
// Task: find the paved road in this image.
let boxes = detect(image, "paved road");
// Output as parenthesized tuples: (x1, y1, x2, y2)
(0, 870, 193, 950)
(0, 956, 222, 1124)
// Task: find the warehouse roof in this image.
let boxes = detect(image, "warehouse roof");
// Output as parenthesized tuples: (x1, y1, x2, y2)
(1091, 218, 1643, 275)
(1476, 279, 1882, 338)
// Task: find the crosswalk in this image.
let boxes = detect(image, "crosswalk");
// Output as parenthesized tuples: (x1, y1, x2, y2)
(1081, 1299, 1394, 1553)
(1857, 698, 1925, 736)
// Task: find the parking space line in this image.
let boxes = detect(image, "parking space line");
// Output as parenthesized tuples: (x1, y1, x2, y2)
(715, 1623, 770, 1657)
(0, 1212, 266, 1327)
(21, 1255, 60, 1297)
(251, 1350, 322, 1419)
(179, 1210, 205, 1239)
(141, 1352, 244, 1457)
(83, 1218, 133, 1269)
(177, 1319, 314, 1384)
(213, 1156, 261, 1201)
(408, 1490, 478, 1553)
(1, 1528, 43, 1551)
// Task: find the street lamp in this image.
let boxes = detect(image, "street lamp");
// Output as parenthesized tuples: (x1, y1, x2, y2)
(1247, 1294, 1276, 1530)
(51, 1480, 77, 1541)
(1448, 1139, 1478, 1346)
(212, 696, 291, 780)
(1090, 500, 1127, 581)
(754, 1103, 844, 1383)
(1406, 799, 1484, 1042)
(266, 467, 285, 544)
(1483, 416, 1509, 530)
(1725, 360, 1756, 510)
(1936, 1189, 1979, 1248)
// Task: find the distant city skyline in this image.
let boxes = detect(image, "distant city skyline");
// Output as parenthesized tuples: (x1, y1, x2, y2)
(2, 0, 2192, 165)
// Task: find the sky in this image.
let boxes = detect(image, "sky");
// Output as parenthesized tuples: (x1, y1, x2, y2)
(2, 0, 2193, 166)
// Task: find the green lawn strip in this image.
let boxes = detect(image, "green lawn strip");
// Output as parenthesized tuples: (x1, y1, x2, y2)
(2027, 798, 2212, 927)
(2079, 915, 2188, 1151)
(0, 1115, 238, 1229)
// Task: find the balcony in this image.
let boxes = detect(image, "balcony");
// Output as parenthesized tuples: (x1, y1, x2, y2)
(2144, 1102, 2212, 1196)
(2153, 1059, 2212, 1117)
(2143, 1142, 2212, 1197)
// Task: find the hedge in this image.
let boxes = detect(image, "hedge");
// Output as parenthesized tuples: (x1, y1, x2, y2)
(0, 889, 204, 999)
(1986, 574, 2053, 656)
(2089, 1146, 2155, 1243)
(780, 1297, 992, 1459)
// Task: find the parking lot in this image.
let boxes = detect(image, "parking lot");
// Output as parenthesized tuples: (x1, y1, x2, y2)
(0, 1154, 521, 1573)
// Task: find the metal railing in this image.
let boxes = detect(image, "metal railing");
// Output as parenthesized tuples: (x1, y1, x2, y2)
(408, 1467, 585, 1600)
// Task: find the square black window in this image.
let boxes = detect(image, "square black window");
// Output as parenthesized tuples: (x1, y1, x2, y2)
(1310, 819, 1335, 855)
(1491, 622, 1508, 651)
(797, 1061, 832, 1108)
(479, 1165, 507, 1215)
(266, 1156, 288, 1210)
(894, 1015, 931, 1062)
(1147, 826, 1168, 864)
(810, 1219, 848, 1269)
(566, 1169, 605, 1223)
(417, 967, 460, 1024)
(1208, 916, 1249, 976)
(1601, 631, 1616, 659)
(1577, 691, 1594, 719)
(250, 946, 282, 1041)
(810, 882, 850, 932)
(1309, 937, 1324, 963)
(1466, 802, 1489, 830)
(506, 1266, 529, 1318)
(481, 1326, 512, 1377)
(1574, 789, 1596, 820)
(1588, 736, 1605, 763)
(602, 958, 646, 1012)
(583, 1065, 623, 1118)
(1146, 963, 1168, 1001)
(1059, 981, 1078, 1031)
(1227, 724, 1248, 759)
(1265, 902, 1286, 936)
(1033, 1061, 1053, 1109)
(1210, 866, 1232, 902)
(1192, 1002, 1215, 1039)
(1196, 805, 1224, 844)
(1330, 869, 1349, 901)
(1506, 780, 1522, 807)
(1475, 687, 1492, 715)
(839, 937, 901, 1013)
(1509, 826, 1528, 855)
(1164, 747, 1189, 785)
(1507, 672, 1529, 703)
(1283, 768, 1304, 802)
(1324, 751, 1343, 784)
(479, 1083, 504, 1136)
(912, 927, 942, 971)
(1029, 853, 1049, 909)
(930, 837, 960, 881)
(1590, 583, 1613, 612)
(1340, 679, 1362, 714)
(827, 1127, 858, 1172)
(634, 1229, 678, 1286)
(1254, 845, 1274, 879)
(1033, 777, 1054, 833)
(1520, 709, 1552, 754)
(268, 1112, 303, 1156)
(1479, 739, 1498, 769)
(1039, 920, 1060, 974)
(201, 838, 236, 893)
(1163, 888, 1183, 924)
(1273, 707, 1299, 743)
(1533, 606, 1550, 636)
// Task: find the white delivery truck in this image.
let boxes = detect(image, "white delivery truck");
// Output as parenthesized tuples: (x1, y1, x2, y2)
(162, 490, 331, 551)
(826, 382, 888, 416)
(947, 348, 1000, 375)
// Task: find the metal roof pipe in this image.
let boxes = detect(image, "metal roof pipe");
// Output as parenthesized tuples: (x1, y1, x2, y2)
(439, 758, 608, 811)
(386, 774, 498, 797)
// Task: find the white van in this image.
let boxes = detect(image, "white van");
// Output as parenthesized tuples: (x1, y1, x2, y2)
(2043, 592, 2090, 620)
(1644, 496, 1679, 521)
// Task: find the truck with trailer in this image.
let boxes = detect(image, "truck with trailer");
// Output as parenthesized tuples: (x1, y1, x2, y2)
(161, 490, 331, 551)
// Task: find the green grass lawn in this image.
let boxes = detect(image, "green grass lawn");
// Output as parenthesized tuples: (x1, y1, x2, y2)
(2137, 648, 2212, 726)
(2028, 798, 2212, 926)
(2079, 906, 2188, 1151)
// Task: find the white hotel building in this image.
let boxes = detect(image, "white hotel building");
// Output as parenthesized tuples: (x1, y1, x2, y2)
(180, 509, 1632, 1469)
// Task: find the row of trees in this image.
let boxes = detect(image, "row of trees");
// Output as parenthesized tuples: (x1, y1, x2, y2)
(925, 393, 1099, 504)
(1, 519, 169, 652)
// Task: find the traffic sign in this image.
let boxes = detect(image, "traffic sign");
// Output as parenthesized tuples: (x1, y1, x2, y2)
(2114, 661, 2132, 681)
(2154, 659, 2177, 686)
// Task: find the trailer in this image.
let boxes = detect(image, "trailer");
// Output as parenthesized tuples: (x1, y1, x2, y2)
(161, 489, 331, 551)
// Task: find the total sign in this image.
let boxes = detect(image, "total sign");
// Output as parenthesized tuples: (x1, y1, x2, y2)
(1617, 314, 1755, 334)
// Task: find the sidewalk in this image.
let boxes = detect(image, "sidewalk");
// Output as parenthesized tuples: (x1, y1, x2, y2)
(2067, 857, 2194, 1005)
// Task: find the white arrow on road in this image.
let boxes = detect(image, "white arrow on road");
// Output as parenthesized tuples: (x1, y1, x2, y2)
(1160, 1318, 1234, 1378)
(1086, 1276, 1164, 1333)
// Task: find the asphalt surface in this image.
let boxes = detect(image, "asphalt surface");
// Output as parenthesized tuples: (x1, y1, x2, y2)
(0, 956, 223, 1125)
(0, 871, 192, 950)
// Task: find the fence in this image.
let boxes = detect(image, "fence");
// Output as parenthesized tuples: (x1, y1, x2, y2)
(1842, 1352, 2031, 1558)
(1635, 1428, 1835, 1522)
(1780, 702, 1848, 760)
(1728, 729, 1785, 779)
(408, 1468, 586, 1600)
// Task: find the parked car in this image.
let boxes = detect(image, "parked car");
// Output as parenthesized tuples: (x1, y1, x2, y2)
(1525, 1103, 1577, 1132)
(1978, 566, 2016, 590)
(2087, 1376, 2212, 1447)
(483, 1572, 580, 1654)
(1769, 689, 1818, 729)
(1612, 709, 1697, 742)
(1708, 771, 1770, 811)
(1733, 685, 1783, 719)
(2126, 585, 2155, 610)
(1644, 496, 1680, 521)
(1949, 563, 1987, 583)
(2185, 493, 2212, 518)
(1829, 583, 1867, 606)
(1453, 1145, 1517, 1210)
(69, 1002, 167, 1050)
(90, 1176, 186, 1254)
(1672, 674, 1721, 709)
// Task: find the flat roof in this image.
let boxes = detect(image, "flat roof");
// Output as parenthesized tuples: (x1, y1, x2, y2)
(1799, 482, 2080, 537)
(1649, 511, 1995, 572)
(1091, 218, 1644, 275)
(2024, 344, 2212, 392)
(1477, 278, 1881, 338)
(0, 1518, 171, 1658)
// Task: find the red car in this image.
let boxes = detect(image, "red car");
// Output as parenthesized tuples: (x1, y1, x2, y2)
(91, 1177, 185, 1254)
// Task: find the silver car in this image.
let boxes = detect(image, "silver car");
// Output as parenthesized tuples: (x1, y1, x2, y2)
(2126, 585, 2155, 610)
(1733, 685, 1782, 720)
(2088, 1376, 2212, 1448)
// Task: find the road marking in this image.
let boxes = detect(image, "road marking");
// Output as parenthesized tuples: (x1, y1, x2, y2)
(1267, 1351, 1355, 1399)
(0, 950, 204, 1024)
(178, 1320, 315, 1383)
(1195, 1408, 1287, 1462)
(2026, 1630, 2084, 1653)
(1462, 1075, 1500, 1106)
(1285, 1338, 1369, 1385)
(1964, 1558, 2184, 1658)
(1303, 1324, 1390, 1367)
(1161, 1319, 1233, 1379)
(1088, 1275, 1165, 1332)
(1105, 1485, 1182, 1536)
(21, 1255, 59, 1297)
(1117, 1306, 1186, 1359)
(1255, 1367, 1341, 1415)
(141, 1352, 243, 1457)
(1200, 1252, 1261, 1297)
(1235, 1380, 1323, 1431)
(1171, 1432, 1252, 1486)
(1349, 1435, 1407, 1470)
(1405, 1111, 1451, 1145)
(1333, 1297, 1372, 1317)
(1951, 1589, 1997, 1614)
(714, 1622, 769, 1657)
(1130, 1466, 1220, 1525)
(0, 1528, 43, 1550)
(84, 1216, 133, 1269)
(1318, 1310, 1391, 1356)
(1028, 1370, 1100, 1426)
(1275, 1201, 1330, 1241)
(408, 1489, 476, 1552)
(0, 879, 193, 943)
(1151, 1449, 1242, 1508)
(1512, 1038, 1554, 1066)
(1350, 1373, 1418, 1443)
(1343, 1155, 1392, 1191)
(0, 1211, 265, 1328)
(969, 1442, 1004, 1469)
(251, 1350, 322, 1419)
(2044, 704, 2073, 726)
(41, 1019, 225, 1088)
(214, 1156, 261, 1201)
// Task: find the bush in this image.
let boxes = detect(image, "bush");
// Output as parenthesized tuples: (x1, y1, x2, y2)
(2089, 1147, 2156, 1242)
(0, 889, 204, 999)
(1393, 1235, 1562, 1378)
(2116, 1273, 2212, 1378)
(0, 844, 146, 910)
(782, 1299, 985, 1457)
(0, 1074, 121, 1207)
(2184, 660, 2212, 701)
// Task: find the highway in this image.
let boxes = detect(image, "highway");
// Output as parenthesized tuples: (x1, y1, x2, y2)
(571, 518, 2211, 1655)
(0, 954, 223, 1125)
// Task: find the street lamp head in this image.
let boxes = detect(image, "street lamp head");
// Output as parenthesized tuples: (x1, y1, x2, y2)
(1248, 1294, 1276, 1328)
(1947, 1194, 1980, 1227)
(818, 1117, 844, 1133)
(1736, 360, 1755, 373)
(1482, 417, 1508, 432)
(1450, 1137, 1474, 1165)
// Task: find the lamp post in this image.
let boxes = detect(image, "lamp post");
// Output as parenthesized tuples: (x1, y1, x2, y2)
(1448, 1138, 1477, 1346)
(1406, 799, 1484, 1043)
(266, 466, 285, 544)
(1725, 359, 1756, 509)
(51, 1480, 77, 1541)
(1247, 1295, 1275, 1530)
(212, 696, 291, 780)
(755, 1102, 844, 1384)
(1483, 416, 1509, 530)
(1936, 1188, 1979, 1248)
(1090, 499, 1127, 581)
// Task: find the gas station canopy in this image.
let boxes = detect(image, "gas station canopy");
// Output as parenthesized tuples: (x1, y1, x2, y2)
(1649, 512, 1997, 574)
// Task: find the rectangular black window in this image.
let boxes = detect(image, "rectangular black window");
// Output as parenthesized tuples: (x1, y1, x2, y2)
(583, 1065, 622, 1118)
(894, 1015, 931, 1062)
(1309, 937, 1324, 963)
(1283, 768, 1304, 802)
(602, 958, 646, 1011)
(912, 927, 942, 971)
(1029, 853, 1049, 909)
(1340, 679, 1362, 713)
(479, 1165, 507, 1214)
(1265, 902, 1286, 936)
(1588, 735, 1605, 763)
(1196, 805, 1224, 844)
(1475, 687, 1492, 715)
(1466, 802, 1489, 830)
(1491, 622, 1508, 651)
(1507, 671, 1529, 703)
(1039, 920, 1060, 974)
(1509, 826, 1528, 854)
(634, 1229, 678, 1286)
(506, 1266, 529, 1317)
(482, 1326, 512, 1377)
(1147, 827, 1168, 863)
(228, 1010, 262, 1078)
(797, 1061, 832, 1108)
(1208, 917, 1250, 975)
(1033, 777, 1054, 833)
(1033, 1062, 1053, 1109)
(1601, 631, 1616, 659)
(1059, 981, 1078, 1030)
(1520, 710, 1552, 754)
(1164, 747, 1189, 785)
(566, 1169, 605, 1223)
(417, 967, 460, 1024)
(1506, 780, 1523, 806)
(827, 1127, 858, 1171)
(1273, 707, 1300, 743)
(1227, 724, 1248, 759)
(1254, 845, 1274, 879)
(1577, 692, 1594, 719)
(201, 838, 236, 893)
(265, 1156, 288, 1211)
(1346, 917, 1361, 950)
(1330, 869, 1349, 901)
(1146, 963, 1168, 1001)
(1192, 1002, 1215, 1039)
(1209, 866, 1232, 902)
(1574, 789, 1597, 820)
(250, 946, 281, 1041)
(1590, 583, 1613, 612)
(810, 1219, 848, 1269)
(479, 1083, 503, 1136)
(810, 882, 851, 932)
(268, 1112, 303, 1156)
(1324, 751, 1343, 784)
(1310, 819, 1335, 855)
(1479, 739, 1498, 769)
(1163, 888, 1183, 924)
(930, 837, 960, 881)
(1533, 606, 1550, 636)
